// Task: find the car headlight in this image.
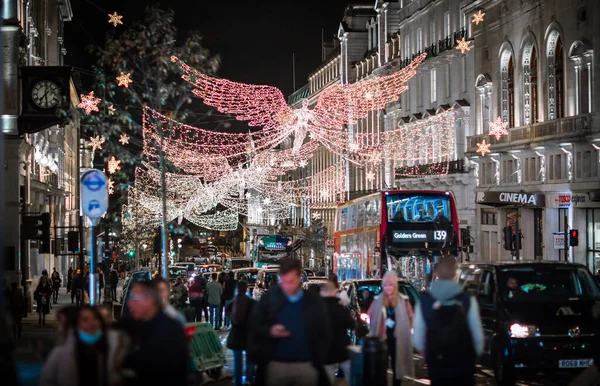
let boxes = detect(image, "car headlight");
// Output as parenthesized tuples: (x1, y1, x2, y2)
(359, 312, 370, 324)
(510, 323, 539, 338)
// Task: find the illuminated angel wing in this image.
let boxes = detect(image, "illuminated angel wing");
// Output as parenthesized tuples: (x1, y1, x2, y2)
(312, 53, 427, 128)
(171, 56, 292, 131)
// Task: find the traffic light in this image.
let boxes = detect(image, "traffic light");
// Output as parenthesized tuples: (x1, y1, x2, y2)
(127, 250, 135, 258)
(38, 212, 51, 254)
(68, 231, 79, 252)
(569, 229, 579, 247)
(503, 226, 513, 250)
(22, 215, 40, 239)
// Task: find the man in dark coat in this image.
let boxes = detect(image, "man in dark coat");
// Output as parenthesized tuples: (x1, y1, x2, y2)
(248, 258, 331, 386)
(110, 269, 119, 301)
(320, 280, 354, 383)
(71, 269, 84, 306)
(226, 280, 256, 386)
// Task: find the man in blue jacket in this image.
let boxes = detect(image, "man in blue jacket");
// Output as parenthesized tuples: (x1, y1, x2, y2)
(248, 258, 331, 386)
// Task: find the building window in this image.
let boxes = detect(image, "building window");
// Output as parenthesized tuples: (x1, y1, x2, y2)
(430, 68, 437, 102)
(500, 50, 515, 128)
(547, 31, 565, 120)
(417, 27, 423, 52)
(522, 43, 538, 125)
(404, 35, 410, 58)
(430, 19, 436, 45)
(576, 150, 593, 178)
(445, 63, 451, 98)
(444, 11, 450, 38)
(416, 75, 423, 107)
(481, 209, 497, 225)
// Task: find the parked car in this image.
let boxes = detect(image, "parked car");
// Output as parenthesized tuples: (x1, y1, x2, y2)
(340, 278, 420, 343)
(174, 262, 196, 277)
(456, 261, 600, 385)
(119, 270, 152, 318)
(302, 279, 328, 292)
(226, 258, 253, 270)
(232, 268, 259, 296)
(253, 267, 280, 300)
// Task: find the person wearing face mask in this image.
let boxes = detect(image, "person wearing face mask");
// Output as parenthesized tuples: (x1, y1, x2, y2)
(40, 306, 129, 386)
(368, 271, 415, 386)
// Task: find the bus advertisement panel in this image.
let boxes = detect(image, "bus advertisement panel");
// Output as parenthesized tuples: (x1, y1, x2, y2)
(255, 235, 293, 268)
(333, 190, 460, 288)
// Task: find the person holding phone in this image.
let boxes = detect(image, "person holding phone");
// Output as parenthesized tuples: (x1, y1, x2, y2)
(248, 258, 331, 386)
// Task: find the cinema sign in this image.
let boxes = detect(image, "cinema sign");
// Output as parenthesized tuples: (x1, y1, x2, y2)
(476, 191, 545, 207)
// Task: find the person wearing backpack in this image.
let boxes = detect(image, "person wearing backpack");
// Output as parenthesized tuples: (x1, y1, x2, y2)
(413, 257, 484, 386)
(368, 271, 414, 386)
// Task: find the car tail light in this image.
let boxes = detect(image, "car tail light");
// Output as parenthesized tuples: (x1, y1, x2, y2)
(360, 313, 370, 324)
(185, 325, 197, 340)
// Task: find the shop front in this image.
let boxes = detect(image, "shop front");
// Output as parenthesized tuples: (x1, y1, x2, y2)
(546, 192, 600, 272)
(476, 191, 545, 261)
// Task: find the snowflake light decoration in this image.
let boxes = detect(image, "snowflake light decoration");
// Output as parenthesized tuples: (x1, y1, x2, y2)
(108, 12, 123, 27)
(476, 139, 491, 157)
(116, 72, 133, 88)
(245, 192, 252, 199)
(472, 10, 485, 25)
(119, 134, 130, 145)
(108, 179, 115, 195)
(108, 105, 116, 115)
(263, 197, 272, 205)
(79, 91, 101, 114)
(88, 136, 105, 152)
(107, 156, 121, 174)
(299, 160, 308, 168)
(366, 171, 375, 181)
(456, 38, 472, 54)
(488, 116, 509, 140)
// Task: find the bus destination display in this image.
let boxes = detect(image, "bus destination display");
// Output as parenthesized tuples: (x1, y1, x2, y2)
(392, 230, 447, 243)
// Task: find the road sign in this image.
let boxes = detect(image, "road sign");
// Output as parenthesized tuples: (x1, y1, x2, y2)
(81, 169, 108, 222)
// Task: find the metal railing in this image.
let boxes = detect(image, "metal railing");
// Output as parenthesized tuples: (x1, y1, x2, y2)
(395, 159, 467, 177)
(466, 114, 596, 152)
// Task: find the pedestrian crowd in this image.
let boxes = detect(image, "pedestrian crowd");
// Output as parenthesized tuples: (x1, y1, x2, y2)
(12, 257, 521, 386)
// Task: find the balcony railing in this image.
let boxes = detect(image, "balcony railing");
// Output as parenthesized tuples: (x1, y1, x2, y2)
(395, 159, 467, 178)
(393, 28, 470, 71)
(466, 114, 597, 152)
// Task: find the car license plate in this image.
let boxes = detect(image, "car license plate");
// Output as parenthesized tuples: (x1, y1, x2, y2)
(559, 359, 594, 368)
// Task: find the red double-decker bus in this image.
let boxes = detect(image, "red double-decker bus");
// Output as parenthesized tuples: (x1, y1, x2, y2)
(333, 190, 460, 288)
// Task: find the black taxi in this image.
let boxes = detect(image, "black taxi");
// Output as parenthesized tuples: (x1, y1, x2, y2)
(457, 261, 600, 385)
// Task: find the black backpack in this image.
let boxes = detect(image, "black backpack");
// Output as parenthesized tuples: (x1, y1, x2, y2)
(420, 291, 476, 375)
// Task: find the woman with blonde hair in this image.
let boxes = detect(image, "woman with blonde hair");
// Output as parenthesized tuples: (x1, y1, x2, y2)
(368, 271, 414, 386)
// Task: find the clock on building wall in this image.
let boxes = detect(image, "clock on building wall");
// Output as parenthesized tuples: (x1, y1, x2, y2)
(19, 66, 72, 134)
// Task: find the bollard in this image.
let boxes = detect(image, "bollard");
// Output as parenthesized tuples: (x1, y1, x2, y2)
(362, 337, 388, 386)
(348, 345, 364, 386)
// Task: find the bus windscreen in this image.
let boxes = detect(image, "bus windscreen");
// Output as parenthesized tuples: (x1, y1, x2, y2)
(386, 194, 452, 223)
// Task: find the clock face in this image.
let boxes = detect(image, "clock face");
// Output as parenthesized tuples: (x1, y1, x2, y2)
(31, 80, 61, 109)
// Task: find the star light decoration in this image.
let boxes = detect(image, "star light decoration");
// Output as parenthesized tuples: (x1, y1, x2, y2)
(476, 139, 491, 157)
(108, 179, 115, 195)
(488, 116, 509, 141)
(107, 156, 121, 174)
(79, 91, 101, 114)
(108, 104, 116, 115)
(88, 136, 106, 152)
(299, 160, 308, 168)
(472, 10, 485, 25)
(108, 12, 123, 27)
(366, 171, 375, 181)
(116, 72, 133, 88)
(119, 134, 130, 145)
(456, 38, 472, 54)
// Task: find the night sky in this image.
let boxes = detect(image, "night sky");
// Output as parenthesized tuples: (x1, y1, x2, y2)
(65, 0, 360, 106)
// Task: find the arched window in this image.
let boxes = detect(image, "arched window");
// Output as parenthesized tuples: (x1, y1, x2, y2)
(476, 74, 492, 135)
(570, 40, 594, 115)
(547, 30, 565, 120)
(500, 50, 515, 127)
(523, 43, 538, 125)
